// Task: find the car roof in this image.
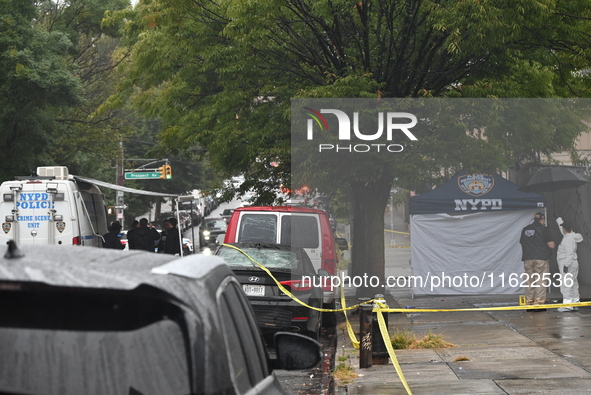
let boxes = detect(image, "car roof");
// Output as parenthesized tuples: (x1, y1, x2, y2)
(0, 244, 231, 301)
(233, 205, 328, 215)
(220, 242, 303, 251)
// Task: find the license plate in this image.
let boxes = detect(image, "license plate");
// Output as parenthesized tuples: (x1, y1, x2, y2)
(243, 284, 265, 297)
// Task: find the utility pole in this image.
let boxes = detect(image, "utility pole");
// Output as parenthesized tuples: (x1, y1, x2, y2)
(116, 136, 125, 227)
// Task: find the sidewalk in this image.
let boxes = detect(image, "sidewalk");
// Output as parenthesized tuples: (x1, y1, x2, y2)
(334, 208, 591, 394)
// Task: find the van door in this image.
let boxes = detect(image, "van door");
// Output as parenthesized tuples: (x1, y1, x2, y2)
(10, 182, 77, 245)
(278, 214, 322, 272)
(77, 184, 108, 246)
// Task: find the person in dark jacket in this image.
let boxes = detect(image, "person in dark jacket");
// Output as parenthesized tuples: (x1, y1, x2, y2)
(126, 220, 139, 250)
(162, 217, 181, 255)
(103, 221, 124, 250)
(128, 218, 160, 252)
(156, 223, 167, 253)
(519, 211, 555, 311)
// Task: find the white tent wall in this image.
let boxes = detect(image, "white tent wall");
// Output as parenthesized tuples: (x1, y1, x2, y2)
(410, 209, 539, 295)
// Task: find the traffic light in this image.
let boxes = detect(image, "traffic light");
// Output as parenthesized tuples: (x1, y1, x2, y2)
(158, 165, 172, 179)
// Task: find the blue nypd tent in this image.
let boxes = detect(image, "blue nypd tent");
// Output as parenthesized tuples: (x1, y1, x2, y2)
(409, 171, 546, 295)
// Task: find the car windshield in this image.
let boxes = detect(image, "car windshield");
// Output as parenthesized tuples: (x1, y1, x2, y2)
(204, 219, 227, 229)
(218, 246, 300, 271)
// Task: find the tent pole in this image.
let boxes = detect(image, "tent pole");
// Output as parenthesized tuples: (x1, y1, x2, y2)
(175, 198, 183, 257)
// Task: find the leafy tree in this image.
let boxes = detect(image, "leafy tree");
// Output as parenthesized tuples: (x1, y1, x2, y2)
(34, 0, 131, 180)
(114, 0, 591, 296)
(0, 0, 81, 180)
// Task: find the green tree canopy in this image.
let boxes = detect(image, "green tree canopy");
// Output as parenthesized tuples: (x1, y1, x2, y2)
(0, 0, 81, 179)
(114, 0, 591, 295)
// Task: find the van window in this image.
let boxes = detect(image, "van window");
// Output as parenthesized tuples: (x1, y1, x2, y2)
(280, 215, 319, 249)
(79, 185, 107, 235)
(238, 214, 277, 243)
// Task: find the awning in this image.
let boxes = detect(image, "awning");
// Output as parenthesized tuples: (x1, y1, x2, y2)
(73, 176, 179, 198)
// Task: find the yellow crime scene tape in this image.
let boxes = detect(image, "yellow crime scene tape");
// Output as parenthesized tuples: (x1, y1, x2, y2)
(384, 229, 410, 248)
(340, 279, 362, 349)
(221, 244, 364, 313)
(221, 244, 412, 391)
(222, 244, 591, 395)
(376, 303, 412, 395)
(384, 229, 410, 235)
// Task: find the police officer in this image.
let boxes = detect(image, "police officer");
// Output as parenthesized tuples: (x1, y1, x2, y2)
(128, 218, 160, 252)
(519, 211, 555, 311)
(162, 217, 181, 255)
(103, 221, 124, 250)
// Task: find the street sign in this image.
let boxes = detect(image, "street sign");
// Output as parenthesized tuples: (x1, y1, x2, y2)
(124, 172, 161, 180)
(114, 205, 128, 210)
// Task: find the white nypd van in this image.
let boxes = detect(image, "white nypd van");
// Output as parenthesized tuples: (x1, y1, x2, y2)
(0, 166, 109, 247)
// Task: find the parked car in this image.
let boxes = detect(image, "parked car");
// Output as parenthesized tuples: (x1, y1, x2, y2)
(224, 206, 348, 324)
(179, 211, 192, 230)
(220, 208, 234, 222)
(182, 237, 194, 255)
(215, 242, 325, 340)
(120, 229, 129, 249)
(0, 242, 322, 395)
(199, 218, 228, 248)
(178, 200, 202, 226)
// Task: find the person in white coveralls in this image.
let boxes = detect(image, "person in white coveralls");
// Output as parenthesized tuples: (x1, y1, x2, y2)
(556, 217, 583, 312)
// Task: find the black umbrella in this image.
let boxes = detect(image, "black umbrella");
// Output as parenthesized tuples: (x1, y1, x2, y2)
(522, 167, 589, 192)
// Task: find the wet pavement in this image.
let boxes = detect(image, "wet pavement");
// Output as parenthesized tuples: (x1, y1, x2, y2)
(196, 202, 591, 394)
(332, 207, 591, 394)
(336, 293, 591, 394)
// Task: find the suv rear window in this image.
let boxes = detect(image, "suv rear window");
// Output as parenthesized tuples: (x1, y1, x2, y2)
(218, 246, 301, 271)
(0, 285, 194, 395)
(0, 322, 190, 395)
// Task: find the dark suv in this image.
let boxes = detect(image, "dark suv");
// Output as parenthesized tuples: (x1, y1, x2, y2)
(0, 243, 321, 395)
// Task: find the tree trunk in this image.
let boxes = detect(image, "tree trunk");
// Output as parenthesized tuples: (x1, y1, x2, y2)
(350, 173, 393, 298)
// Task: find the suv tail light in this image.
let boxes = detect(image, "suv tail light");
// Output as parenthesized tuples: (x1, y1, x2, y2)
(72, 236, 81, 245)
(279, 278, 313, 292)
